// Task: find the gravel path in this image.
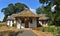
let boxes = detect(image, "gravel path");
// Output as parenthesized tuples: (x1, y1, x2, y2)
(16, 30, 37, 36)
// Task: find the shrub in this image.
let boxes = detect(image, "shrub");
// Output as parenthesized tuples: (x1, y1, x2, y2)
(40, 27, 60, 36)
(47, 26, 55, 32)
(41, 28, 46, 32)
(56, 35, 60, 36)
(48, 21, 53, 26)
(56, 27, 60, 36)
(40, 26, 55, 32)
(40, 27, 47, 32)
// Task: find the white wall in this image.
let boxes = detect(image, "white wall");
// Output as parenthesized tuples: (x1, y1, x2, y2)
(10, 21, 13, 27)
(32, 19, 37, 28)
(7, 20, 13, 27)
(17, 23, 25, 29)
(21, 23, 25, 28)
(17, 19, 25, 29)
(7, 20, 10, 26)
(17, 23, 20, 29)
(29, 19, 37, 28)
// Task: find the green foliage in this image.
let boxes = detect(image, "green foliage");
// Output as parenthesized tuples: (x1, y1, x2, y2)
(36, 7, 46, 14)
(38, 0, 60, 25)
(47, 26, 55, 32)
(39, 0, 60, 5)
(36, 6, 51, 14)
(38, 26, 60, 36)
(48, 21, 53, 26)
(40, 26, 55, 32)
(1, 3, 29, 22)
(39, 0, 49, 4)
(40, 27, 60, 36)
(55, 27, 60, 36)
(3, 15, 8, 22)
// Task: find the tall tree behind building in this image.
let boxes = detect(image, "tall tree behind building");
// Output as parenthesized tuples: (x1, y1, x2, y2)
(1, 3, 29, 22)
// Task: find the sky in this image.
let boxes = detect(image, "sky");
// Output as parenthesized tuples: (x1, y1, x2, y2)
(0, 0, 42, 21)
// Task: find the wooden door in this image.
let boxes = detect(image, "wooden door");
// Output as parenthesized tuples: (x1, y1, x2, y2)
(25, 19, 29, 28)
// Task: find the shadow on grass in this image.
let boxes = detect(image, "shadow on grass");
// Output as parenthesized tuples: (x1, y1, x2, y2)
(0, 31, 17, 36)
(0, 30, 24, 36)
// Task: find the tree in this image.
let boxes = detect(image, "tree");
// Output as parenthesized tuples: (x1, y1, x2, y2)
(38, 0, 60, 25)
(1, 3, 29, 22)
(36, 6, 51, 14)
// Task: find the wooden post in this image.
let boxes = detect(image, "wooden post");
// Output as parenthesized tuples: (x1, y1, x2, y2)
(20, 19, 21, 29)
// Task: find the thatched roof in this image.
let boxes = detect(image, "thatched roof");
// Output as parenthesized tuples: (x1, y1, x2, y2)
(39, 16, 49, 20)
(7, 9, 37, 20)
(7, 14, 19, 20)
(7, 9, 50, 20)
(7, 16, 15, 20)
(15, 9, 38, 17)
(10, 14, 19, 17)
(38, 14, 49, 20)
(7, 14, 16, 20)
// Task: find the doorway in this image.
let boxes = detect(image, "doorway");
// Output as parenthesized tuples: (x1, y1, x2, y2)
(24, 18, 29, 28)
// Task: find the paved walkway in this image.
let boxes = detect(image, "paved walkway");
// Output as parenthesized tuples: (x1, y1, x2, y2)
(15, 30, 37, 36)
